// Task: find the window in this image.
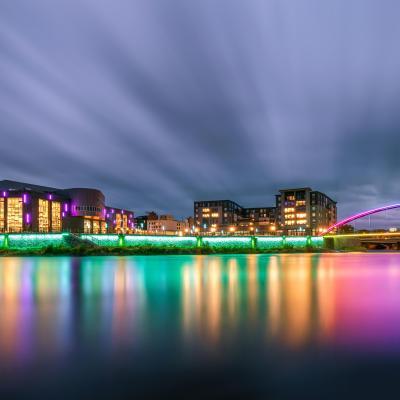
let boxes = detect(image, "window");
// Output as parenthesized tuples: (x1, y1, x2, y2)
(7, 197, 23, 232)
(284, 207, 295, 213)
(116, 213, 122, 227)
(0, 198, 4, 232)
(296, 213, 307, 218)
(93, 220, 100, 234)
(84, 219, 91, 233)
(38, 199, 49, 232)
(51, 201, 61, 232)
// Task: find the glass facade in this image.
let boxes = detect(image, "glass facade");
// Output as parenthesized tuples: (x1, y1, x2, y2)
(0, 198, 4, 232)
(84, 219, 91, 233)
(93, 220, 100, 234)
(51, 201, 61, 232)
(116, 213, 122, 231)
(123, 214, 128, 230)
(7, 197, 23, 232)
(38, 199, 49, 232)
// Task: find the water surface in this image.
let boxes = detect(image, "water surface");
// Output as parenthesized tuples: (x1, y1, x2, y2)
(1, 253, 400, 398)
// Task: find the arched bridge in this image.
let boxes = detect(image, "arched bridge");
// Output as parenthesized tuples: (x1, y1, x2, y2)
(321, 204, 400, 236)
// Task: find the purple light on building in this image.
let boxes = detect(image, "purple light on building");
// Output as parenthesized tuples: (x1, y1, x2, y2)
(62, 212, 65, 218)
(106, 214, 110, 218)
(2, 191, 7, 197)
(111, 209, 114, 214)
(121, 210, 124, 214)
(48, 194, 53, 200)
(23, 193, 28, 204)
(130, 214, 133, 218)
(64, 203, 68, 212)
(25, 213, 31, 224)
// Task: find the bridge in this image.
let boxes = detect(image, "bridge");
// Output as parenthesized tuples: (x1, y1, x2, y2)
(322, 204, 400, 250)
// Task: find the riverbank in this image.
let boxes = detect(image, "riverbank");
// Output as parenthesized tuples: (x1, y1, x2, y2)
(0, 245, 334, 256)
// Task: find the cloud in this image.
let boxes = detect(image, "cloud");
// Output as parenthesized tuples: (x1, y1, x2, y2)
(0, 0, 400, 220)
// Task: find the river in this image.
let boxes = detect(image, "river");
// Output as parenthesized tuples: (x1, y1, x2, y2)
(1, 253, 400, 398)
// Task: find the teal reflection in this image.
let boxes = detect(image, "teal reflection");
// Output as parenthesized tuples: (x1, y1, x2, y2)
(1, 254, 400, 367)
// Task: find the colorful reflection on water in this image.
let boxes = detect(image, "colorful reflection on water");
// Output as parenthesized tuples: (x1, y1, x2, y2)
(1, 253, 400, 367)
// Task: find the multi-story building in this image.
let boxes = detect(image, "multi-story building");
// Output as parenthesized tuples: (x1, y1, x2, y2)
(147, 214, 189, 235)
(134, 212, 158, 232)
(238, 207, 277, 235)
(194, 200, 243, 233)
(0, 180, 134, 234)
(276, 187, 336, 236)
(194, 200, 276, 234)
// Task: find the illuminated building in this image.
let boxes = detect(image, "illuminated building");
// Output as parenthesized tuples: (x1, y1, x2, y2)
(0, 180, 134, 234)
(194, 200, 276, 234)
(146, 214, 189, 235)
(276, 187, 337, 236)
(239, 207, 277, 234)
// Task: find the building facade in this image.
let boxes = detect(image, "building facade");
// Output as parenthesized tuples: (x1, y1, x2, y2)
(194, 200, 276, 234)
(0, 180, 134, 234)
(276, 187, 337, 236)
(238, 207, 277, 235)
(194, 200, 243, 233)
(147, 214, 189, 235)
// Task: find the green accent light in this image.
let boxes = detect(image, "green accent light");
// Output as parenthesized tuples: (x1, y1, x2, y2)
(124, 235, 197, 248)
(0, 235, 6, 249)
(285, 237, 308, 248)
(80, 234, 120, 246)
(257, 237, 284, 249)
(7, 234, 66, 249)
(0, 233, 326, 251)
(202, 236, 252, 250)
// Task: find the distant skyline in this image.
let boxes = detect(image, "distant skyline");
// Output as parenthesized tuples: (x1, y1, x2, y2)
(1, 0, 400, 221)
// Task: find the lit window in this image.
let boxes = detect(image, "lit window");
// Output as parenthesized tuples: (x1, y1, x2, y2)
(7, 197, 23, 232)
(84, 218, 91, 233)
(0, 198, 4, 231)
(92, 220, 100, 234)
(38, 199, 49, 232)
(51, 201, 61, 232)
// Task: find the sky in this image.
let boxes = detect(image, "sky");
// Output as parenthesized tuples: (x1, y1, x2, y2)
(1, 0, 400, 220)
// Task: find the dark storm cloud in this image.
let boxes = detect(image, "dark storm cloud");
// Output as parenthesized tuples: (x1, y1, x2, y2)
(1, 0, 400, 219)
